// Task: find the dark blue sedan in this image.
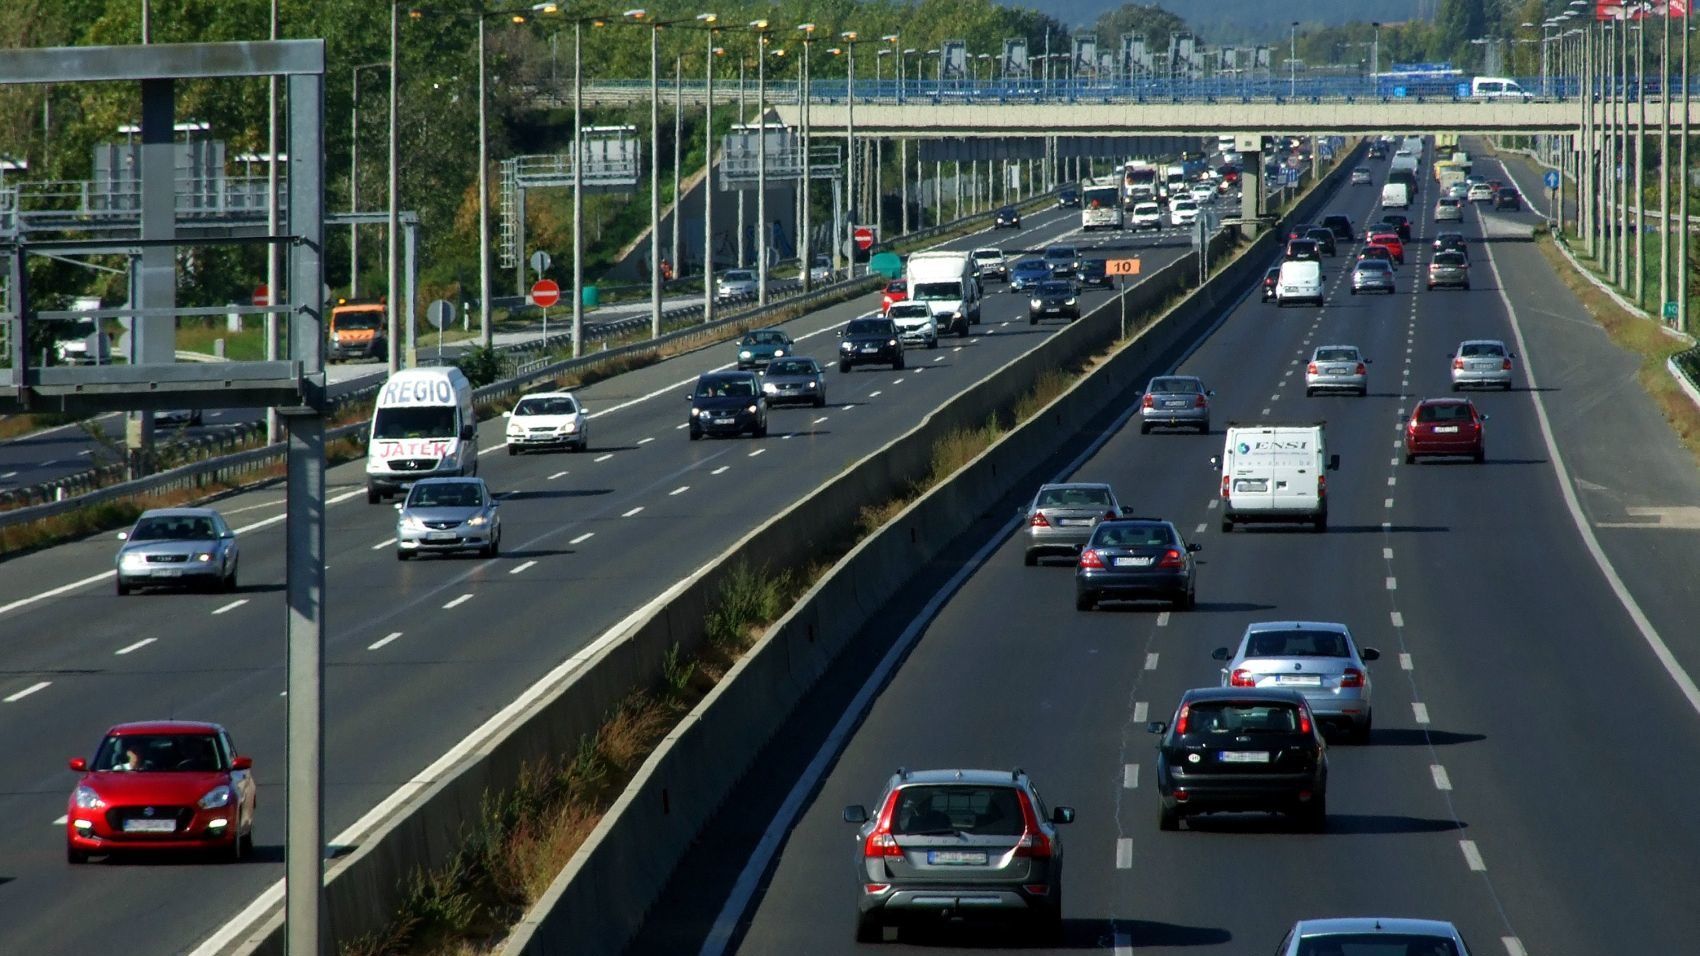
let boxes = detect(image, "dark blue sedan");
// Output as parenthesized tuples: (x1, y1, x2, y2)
(1009, 259, 1052, 292)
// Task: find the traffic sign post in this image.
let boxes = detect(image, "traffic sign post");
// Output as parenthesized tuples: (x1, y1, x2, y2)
(426, 298, 455, 361)
(1665, 302, 1679, 321)
(529, 250, 552, 276)
(1545, 170, 1561, 230)
(530, 279, 561, 349)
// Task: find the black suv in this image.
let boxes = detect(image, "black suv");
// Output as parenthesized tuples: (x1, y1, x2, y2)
(1320, 214, 1356, 242)
(1284, 239, 1320, 262)
(686, 370, 767, 440)
(1148, 687, 1328, 831)
(838, 316, 905, 372)
(844, 768, 1074, 942)
(1304, 228, 1338, 257)
(1027, 280, 1080, 324)
(1494, 187, 1521, 211)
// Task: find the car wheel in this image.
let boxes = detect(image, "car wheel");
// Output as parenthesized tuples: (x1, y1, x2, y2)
(397, 549, 412, 561)
(958, 324, 969, 338)
(814, 395, 826, 408)
(1405, 452, 1416, 464)
(855, 910, 883, 944)
(929, 338, 938, 350)
(1174, 589, 1194, 612)
(1450, 382, 1460, 392)
(1029, 314, 1038, 326)
(893, 356, 905, 371)
(1075, 592, 1096, 612)
(1139, 421, 1151, 435)
(1354, 713, 1374, 745)
(224, 562, 238, 592)
(689, 428, 702, 441)
(1304, 388, 1314, 397)
(1463, 282, 1471, 290)
(67, 845, 88, 864)
(1314, 513, 1328, 533)
(1349, 288, 1356, 295)
(1032, 898, 1064, 944)
(240, 828, 255, 855)
(367, 485, 381, 505)
(753, 419, 768, 438)
(839, 361, 851, 373)
(225, 828, 244, 863)
(1220, 518, 1233, 533)
(116, 578, 130, 596)
(1301, 793, 1328, 833)
(1473, 448, 1486, 464)
(1158, 803, 1181, 832)
(1023, 550, 1038, 567)
(485, 532, 500, 559)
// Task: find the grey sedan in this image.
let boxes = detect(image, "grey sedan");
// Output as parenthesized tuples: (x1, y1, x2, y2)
(760, 356, 827, 407)
(1275, 917, 1475, 955)
(395, 477, 501, 560)
(1213, 620, 1380, 742)
(1020, 482, 1124, 565)
(114, 508, 239, 595)
(1305, 345, 1369, 397)
(1350, 259, 1396, 295)
(1139, 375, 1213, 434)
(1450, 339, 1514, 390)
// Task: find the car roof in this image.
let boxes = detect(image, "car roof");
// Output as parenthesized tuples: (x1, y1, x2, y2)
(137, 507, 222, 519)
(1458, 338, 1507, 347)
(892, 768, 1030, 787)
(410, 476, 487, 487)
(1179, 686, 1310, 705)
(972, 247, 1002, 255)
(1415, 396, 1475, 408)
(1149, 375, 1203, 385)
(107, 720, 224, 736)
(1292, 917, 1463, 938)
(1097, 518, 1176, 530)
(1039, 481, 1113, 491)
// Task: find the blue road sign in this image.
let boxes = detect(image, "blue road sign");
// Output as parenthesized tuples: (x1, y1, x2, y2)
(1544, 170, 1561, 191)
(1665, 302, 1679, 319)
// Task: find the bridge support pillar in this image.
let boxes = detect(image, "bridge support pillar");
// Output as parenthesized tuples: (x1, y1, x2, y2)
(1240, 145, 1264, 239)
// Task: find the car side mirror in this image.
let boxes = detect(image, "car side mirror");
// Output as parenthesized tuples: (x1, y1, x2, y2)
(1051, 806, 1075, 825)
(1211, 647, 1231, 661)
(1364, 358, 1373, 364)
(580, 406, 589, 414)
(232, 756, 253, 771)
(1328, 454, 1341, 471)
(685, 394, 694, 401)
(1361, 648, 1381, 662)
(68, 757, 88, 772)
(1480, 414, 1490, 422)
(459, 425, 476, 440)
(837, 330, 845, 338)
(1187, 542, 1203, 553)
(843, 805, 869, 824)
(502, 410, 512, 418)
(1206, 390, 1216, 396)
(1146, 721, 1168, 735)
(116, 531, 128, 541)
(1121, 506, 1139, 518)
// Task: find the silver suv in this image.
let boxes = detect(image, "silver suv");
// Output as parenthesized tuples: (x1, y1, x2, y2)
(843, 768, 1074, 943)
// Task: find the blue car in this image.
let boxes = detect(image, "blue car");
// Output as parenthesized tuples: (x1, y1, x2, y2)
(1009, 259, 1052, 292)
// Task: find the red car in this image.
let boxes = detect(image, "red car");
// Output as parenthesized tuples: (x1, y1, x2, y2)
(1366, 232, 1405, 265)
(1404, 398, 1486, 464)
(66, 720, 257, 862)
(879, 279, 908, 313)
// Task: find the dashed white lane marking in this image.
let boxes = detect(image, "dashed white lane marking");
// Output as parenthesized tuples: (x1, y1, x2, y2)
(115, 638, 157, 655)
(1390, 611, 1404, 628)
(1115, 932, 1133, 956)
(1390, 457, 1399, 466)
(1382, 547, 1394, 560)
(569, 532, 594, 545)
(594, 453, 614, 462)
(368, 632, 403, 650)
(932, 355, 944, 362)
(211, 599, 248, 615)
(1206, 499, 1219, 510)
(549, 470, 569, 480)
(1261, 407, 1272, 415)
(892, 378, 905, 385)
(1431, 764, 1453, 790)
(1413, 702, 1431, 724)
(78, 449, 92, 456)
(4, 681, 50, 703)
(1399, 652, 1414, 670)
(676, 422, 690, 429)
(1385, 577, 1397, 590)
(1502, 938, 1528, 956)
(1124, 763, 1140, 789)
(1144, 652, 1160, 670)
(442, 594, 473, 609)
(1156, 611, 1171, 627)
(53, 814, 68, 825)
(668, 486, 689, 496)
(1394, 421, 1403, 430)
(509, 560, 537, 575)
(1132, 701, 1148, 723)
(637, 437, 655, 445)
(371, 537, 396, 551)
(1460, 839, 1487, 871)
(952, 346, 963, 352)
(1193, 523, 1207, 535)
(622, 506, 645, 517)
(748, 448, 766, 457)
(1385, 498, 1395, 508)
(1268, 393, 1280, 401)
(711, 466, 729, 475)
(1116, 837, 1134, 869)
(1387, 476, 1397, 486)
(812, 416, 829, 424)
(1393, 440, 1402, 449)
(868, 390, 882, 398)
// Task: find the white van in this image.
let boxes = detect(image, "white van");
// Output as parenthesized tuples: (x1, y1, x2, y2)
(365, 366, 479, 503)
(1471, 76, 1531, 101)
(1381, 181, 1410, 209)
(1275, 260, 1324, 307)
(904, 250, 982, 337)
(1214, 423, 1340, 532)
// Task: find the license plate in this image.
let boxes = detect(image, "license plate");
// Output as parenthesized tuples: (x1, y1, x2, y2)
(155, 569, 181, 578)
(1433, 425, 1459, 433)
(1113, 556, 1153, 567)
(927, 850, 988, 866)
(713, 417, 734, 425)
(1328, 366, 1351, 375)
(426, 531, 456, 542)
(1164, 400, 1189, 408)
(1472, 362, 1496, 370)
(1057, 518, 1093, 526)
(1219, 751, 1271, 764)
(122, 818, 177, 833)
(1276, 674, 1323, 686)
(1236, 479, 1268, 492)
(861, 346, 880, 353)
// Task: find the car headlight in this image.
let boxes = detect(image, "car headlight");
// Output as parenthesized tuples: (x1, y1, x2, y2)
(745, 404, 758, 414)
(120, 552, 146, 567)
(560, 420, 577, 432)
(466, 514, 489, 527)
(773, 349, 784, 357)
(401, 515, 425, 531)
(689, 406, 702, 417)
(74, 786, 106, 810)
(196, 552, 214, 563)
(1065, 298, 1077, 306)
(197, 785, 234, 810)
(887, 339, 898, 347)
(806, 380, 818, 389)
(950, 312, 962, 320)
(840, 341, 854, 352)
(1030, 299, 1042, 308)
(739, 350, 752, 359)
(763, 383, 778, 394)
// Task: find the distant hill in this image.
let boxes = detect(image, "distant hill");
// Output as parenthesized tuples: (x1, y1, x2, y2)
(1010, 0, 1429, 43)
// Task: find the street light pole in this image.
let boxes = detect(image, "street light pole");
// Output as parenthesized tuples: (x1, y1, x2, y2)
(673, 54, 683, 279)
(1679, 13, 1691, 334)
(1635, 18, 1645, 308)
(754, 20, 770, 306)
(1371, 21, 1380, 80)
(1661, 5, 1671, 317)
(574, 17, 585, 355)
(478, 10, 492, 348)
(388, 4, 401, 372)
(798, 23, 816, 292)
(700, 13, 719, 324)
(1289, 21, 1298, 97)
(843, 32, 858, 277)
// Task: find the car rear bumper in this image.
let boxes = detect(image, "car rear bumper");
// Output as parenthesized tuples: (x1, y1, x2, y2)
(1306, 376, 1366, 391)
(1026, 526, 1095, 553)
(860, 882, 1056, 917)
(1076, 569, 1189, 598)
(1407, 436, 1483, 456)
(1451, 370, 1511, 387)
(1142, 406, 1208, 424)
(1160, 769, 1323, 810)
(1223, 505, 1325, 524)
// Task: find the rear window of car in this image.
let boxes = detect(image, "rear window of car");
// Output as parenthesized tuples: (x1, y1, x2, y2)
(1149, 377, 1201, 394)
(1460, 342, 1505, 357)
(1438, 199, 1459, 207)
(1498, 188, 1518, 197)
(885, 280, 906, 292)
(1092, 523, 1176, 547)
(846, 319, 893, 336)
(1417, 402, 1474, 423)
(1314, 348, 1359, 362)
(1434, 253, 1467, 266)
(1356, 260, 1391, 273)
(1295, 937, 1460, 956)
(1244, 629, 1351, 657)
(1036, 486, 1113, 509)
(891, 785, 1024, 836)
(1185, 702, 1302, 735)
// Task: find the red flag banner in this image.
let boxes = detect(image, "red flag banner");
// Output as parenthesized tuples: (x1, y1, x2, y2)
(1597, 1, 1660, 17)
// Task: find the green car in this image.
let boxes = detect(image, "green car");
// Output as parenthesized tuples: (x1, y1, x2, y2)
(735, 328, 794, 370)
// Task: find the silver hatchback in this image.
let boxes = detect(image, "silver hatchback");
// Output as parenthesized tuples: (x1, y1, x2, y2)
(1305, 345, 1369, 397)
(1349, 259, 1396, 295)
(1451, 339, 1514, 390)
(1139, 375, 1213, 433)
(1213, 621, 1380, 742)
(1020, 482, 1124, 565)
(395, 477, 501, 559)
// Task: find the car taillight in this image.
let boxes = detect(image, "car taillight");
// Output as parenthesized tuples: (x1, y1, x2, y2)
(1194, 394, 1208, 408)
(1318, 474, 1327, 498)
(1142, 393, 1154, 408)
(1229, 668, 1257, 687)
(1175, 702, 1191, 734)
(1078, 549, 1105, 570)
(1220, 475, 1231, 498)
(1307, 362, 1318, 375)
(1355, 363, 1366, 376)
(1157, 548, 1185, 569)
(1453, 357, 1465, 370)
(1298, 706, 1314, 735)
(1013, 790, 1053, 858)
(1502, 358, 1513, 370)
(1340, 668, 1365, 688)
(862, 791, 905, 859)
(1030, 512, 1051, 528)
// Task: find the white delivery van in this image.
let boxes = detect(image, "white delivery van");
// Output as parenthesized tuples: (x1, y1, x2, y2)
(904, 250, 981, 337)
(365, 366, 479, 503)
(1471, 76, 1531, 101)
(1214, 423, 1340, 532)
(1381, 181, 1410, 209)
(1275, 260, 1325, 307)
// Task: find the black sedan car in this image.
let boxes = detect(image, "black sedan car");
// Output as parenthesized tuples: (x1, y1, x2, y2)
(1027, 280, 1080, 324)
(1304, 227, 1338, 257)
(837, 315, 905, 372)
(1494, 187, 1521, 211)
(1147, 687, 1328, 832)
(1078, 258, 1112, 288)
(687, 370, 767, 440)
(1320, 214, 1356, 242)
(1056, 188, 1080, 208)
(995, 205, 1022, 228)
(1076, 518, 1201, 610)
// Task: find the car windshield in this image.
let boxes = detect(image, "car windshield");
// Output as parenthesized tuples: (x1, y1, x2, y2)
(1417, 402, 1474, 423)
(766, 359, 816, 375)
(1150, 377, 1201, 394)
(1499, 188, 1518, 197)
(890, 785, 1025, 837)
(912, 282, 961, 300)
(1315, 348, 1360, 362)
(847, 319, 893, 336)
(1016, 261, 1048, 273)
(129, 515, 218, 541)
(972, 250, 1000, 261)
(94, 733, 225, 772)
(888, 304, 931, 318)
(1036, 282, 1072, 296)
(373, 405, 457, 440)
(1135, 204, 1159, 214)
(514, 396, 578, 416)
(723, 270, 755, 282)
(1245, 629, 1351, 657)
(1460, 342, 1505, 357)
(1044, 247, 1075, 259)
(334, 310, 383, 330)
(696, 377, 758, 397)
(1092, 523, 1176, 547)
(998, 206, 1016, 215)
(1295, 936, 1460, 956)
(1184, 702, 1302, 735)
(1356, 261, 1391, 273)
(1036, 486, 1113, 509)
(742, 331, 787, 345)
(407, 482, 483, 508)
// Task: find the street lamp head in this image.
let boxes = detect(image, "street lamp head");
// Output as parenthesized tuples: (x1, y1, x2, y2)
(877, 48, 890, 56)
(797, 22, 815, 33)
(697, 12, 717, 23)
(531, 2, 560, 12)
(772, 47, 787, 57)
(882, 34, 899, 43)
(511, 14, 527, 23)
(841, 31, 858, 41)
(903, 48, 916, 55)
(750, 18, 768, 29)
(624, 9, 646, 20)
(713, 46, 725, 55)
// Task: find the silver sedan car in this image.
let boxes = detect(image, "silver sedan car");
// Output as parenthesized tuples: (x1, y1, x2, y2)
(1020, 482, 1124, 565)
(1139, 375, 1213, 434)
(760, 356, 827, 407)
(395, 477, 501, 559)
(1274, 917, 1475, 955)
(1450, 338, 1515, 390)
(1305, 345, 1369, 397)
(114, 508, 239, 595)
(1349, 259, 1396, 295)
(1213, 621, 1380, 742)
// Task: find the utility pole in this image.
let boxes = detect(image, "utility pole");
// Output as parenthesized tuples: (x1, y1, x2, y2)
(387, 3, 402, 372)
(478, 13, 492, 348)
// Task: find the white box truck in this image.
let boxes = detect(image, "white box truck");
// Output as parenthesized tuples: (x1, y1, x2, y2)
(904, 250, 981, 338)
(365, 366, 480, 502)
(1213, 422, 1340, 532)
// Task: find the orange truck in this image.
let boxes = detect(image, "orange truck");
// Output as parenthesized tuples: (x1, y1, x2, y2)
(328, 298, 388, 362)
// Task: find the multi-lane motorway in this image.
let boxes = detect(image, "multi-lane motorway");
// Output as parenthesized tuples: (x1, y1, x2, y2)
(635, 143, 1700, 955)
(0, 194, 1216, 954)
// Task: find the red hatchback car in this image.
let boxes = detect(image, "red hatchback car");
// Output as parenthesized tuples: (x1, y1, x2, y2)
(66, 720, 256, 863)
(1366, 232, 1405, 265)
(1405, 398, 1486, 464)
(879, 279, 908, 313)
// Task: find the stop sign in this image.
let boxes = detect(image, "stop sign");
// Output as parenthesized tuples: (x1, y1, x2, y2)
(853, 226, 875, 251)
(252, 283, 270, 307)
(530, 279, 561, 308)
